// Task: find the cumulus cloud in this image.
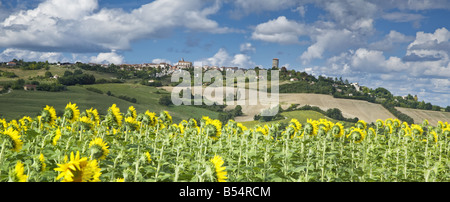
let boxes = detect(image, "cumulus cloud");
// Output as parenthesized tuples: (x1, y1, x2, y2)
(0, 0, 232, 53)
(370, 30, 415, 51)
(0, 48, 66, 63)
(201, 48, 256, 69)
(239, 43, 256, 54)
(251, 16, 308, 45)
(89, 51, 124, 64)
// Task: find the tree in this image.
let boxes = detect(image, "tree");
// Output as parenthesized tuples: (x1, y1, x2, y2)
(159, 95, 172, 106)
(45, 71, 53, 78)
(446, 106, 450, 112)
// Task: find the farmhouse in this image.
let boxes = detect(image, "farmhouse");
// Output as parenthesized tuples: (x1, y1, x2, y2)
(6, 62, 16, 66)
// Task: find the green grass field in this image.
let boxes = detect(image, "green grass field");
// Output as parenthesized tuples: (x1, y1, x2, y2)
(0, 83, 221, 122)
(240, 110, 353, 128)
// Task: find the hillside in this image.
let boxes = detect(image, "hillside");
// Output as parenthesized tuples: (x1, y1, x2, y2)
(0, 83, 221, 122)
(396, 107, 450, 125)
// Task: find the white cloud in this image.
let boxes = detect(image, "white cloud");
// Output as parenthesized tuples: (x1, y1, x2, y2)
(251, 16, 308, 44)
(231, 54, 255, 69)
(201, 48, 256, 68)
(0, 48, 66, 63)
(0, 0, 232, 53)
(239, 43, 256, 54)
(370, 30, 414, 51)
(300, 28, 354, 63)
(152, 58, 172, 65)
(230, 0, 297, 18)
(90, 51, 124, 64)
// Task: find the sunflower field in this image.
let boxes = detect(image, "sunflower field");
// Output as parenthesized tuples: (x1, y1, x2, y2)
(1, 103, 450, 182)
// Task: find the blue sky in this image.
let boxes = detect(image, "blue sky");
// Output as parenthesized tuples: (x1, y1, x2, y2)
(0, 0, 450, 107)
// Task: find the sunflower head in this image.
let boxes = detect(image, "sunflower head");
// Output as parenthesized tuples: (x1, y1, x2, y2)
(202, 117, 222, 140)
(126, 106, 137, 119)
(89, 138, 110, 160)
(1, 127, 22, 152)
(41, 105, 57, 125)
(331, 122, 345, 138)
(143, 110, 157, 127)
(443, 127, 450, 138)
(52, 128, 62, 146)
(346, 128, 367, 144)
(85, 108, 100, 125)
(210, 155, 227, 182)
(160, 111, 173, 125)
(368, 127, 376, 137)
(302, 119, 319, 136)
(9, 161, 27, 182)
(289, 119, 302, 133)
(78, 116, 95, 131)
(411, 124, 424, 136)
(375, 119, 384, 128)
(356, 120, 367, 130)
(144, 152, 152, 163)
(124, 117, 140, 131)
(64, 102, 80, 122)
(106, 104, 123, 127)
(54, 151, 102, 182)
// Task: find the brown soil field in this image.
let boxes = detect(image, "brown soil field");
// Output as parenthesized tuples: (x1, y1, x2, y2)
(396, 107, 450, 125)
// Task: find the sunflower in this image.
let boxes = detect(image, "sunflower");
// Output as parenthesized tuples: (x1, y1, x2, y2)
(236, 123, 247, 133)
(124, 117, 140, 131)
(422, 119, 429, 126)
(443, 127, 450, 138)
(289, 119, 302, 132)
(401, 122, 409, 129)
(127, 106, 137, 119)
(385, 118, 394, 126)
(392, 119, 401, 128)
(403, 128, 414, 141)
(85, 108, 100, 125)
(64, 102, 80, 123)
(375, 119, 384, 128)
(143, 110, 157, 127)
(78, 116, 95, 131)
(7, 120, 19, 131)
(19, 116, 33, 131)
(202, 117, 222, 140)
(384, 124, 393, 135)
(89, 138, 110, 160)
(145, 152, 152, 163)
(107, 104, 123, 127)
(160, 111, 173, 125)
(10, 161, 27, 182)
(368, 127, 376, 137)
(255, 126, 268, 136)
(54, 151, 102, 182)
(52, 128, 62, 146)
(41, 105, 57, 125)
(38, 153, 47, 172)
(302, 119, 319, 136)
(355, 120, 367, 130)
(331, 122, 345, 138)
(1, 127, 22, 152)
(346, 128, 367, 144)
(411, 124, 424, 136)
(210, 155, 227, 182)
(430, 130, 439, 143)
